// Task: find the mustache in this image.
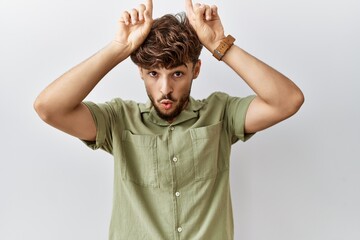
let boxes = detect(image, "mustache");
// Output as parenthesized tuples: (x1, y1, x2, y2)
(157, 94, 176, 102)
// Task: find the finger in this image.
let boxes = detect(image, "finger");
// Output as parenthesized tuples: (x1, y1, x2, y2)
(185, 0, 194, 16)
(138, 4, 146, 21)
(130, 8, 139, 25)
(143, 9, 152, 22)
(145, 0, 153, 18)
(211, 5, 218, 17)
(194, 3, 206, 23)
(204, 5, 212, 21)
(121, 11, 131, 25)
(194, 2, 201, 9)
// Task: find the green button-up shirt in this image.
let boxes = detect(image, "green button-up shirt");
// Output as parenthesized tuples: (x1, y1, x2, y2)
(82, 92, 255, 240)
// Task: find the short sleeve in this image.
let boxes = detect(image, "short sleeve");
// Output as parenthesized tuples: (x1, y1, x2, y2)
(225, 94, 256, 143)
(81, 101, 118, 154)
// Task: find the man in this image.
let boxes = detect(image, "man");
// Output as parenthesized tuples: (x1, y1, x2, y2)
(34, 0, 304, 239)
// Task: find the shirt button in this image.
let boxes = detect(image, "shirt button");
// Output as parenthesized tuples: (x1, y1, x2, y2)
(170, 126, 175, 131)
(177, 227, 183, 233)
(175, 192, 180, 197)
(172, 157, 178, 162)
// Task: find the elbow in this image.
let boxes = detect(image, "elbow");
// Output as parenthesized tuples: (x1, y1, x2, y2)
(294, 89, 305, 112)
(33, 95, 54, 123)
(285, 88, 305, 117)
(33, 95, 47, 121)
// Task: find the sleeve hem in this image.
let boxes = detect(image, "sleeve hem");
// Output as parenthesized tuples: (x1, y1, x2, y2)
(234, 95, 257, 142)
(81, 101, 107, 150)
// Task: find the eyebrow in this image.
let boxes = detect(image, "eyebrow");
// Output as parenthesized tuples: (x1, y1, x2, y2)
(145, 64, 189, 72)
(170, 63, 189, 70)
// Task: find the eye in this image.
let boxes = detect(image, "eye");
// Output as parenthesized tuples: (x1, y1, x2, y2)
(148, 71, 158, 77)
(173, 71, 184, 78)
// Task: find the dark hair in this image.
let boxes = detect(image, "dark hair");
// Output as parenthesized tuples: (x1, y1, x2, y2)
(130, 13, 203, 69)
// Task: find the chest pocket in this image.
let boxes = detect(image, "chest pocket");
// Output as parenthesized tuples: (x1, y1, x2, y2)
(121, 130, 159, 188)
(190, 121, 223, 181)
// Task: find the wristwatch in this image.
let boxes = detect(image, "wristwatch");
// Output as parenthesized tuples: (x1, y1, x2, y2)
(213, 35, 236, 61)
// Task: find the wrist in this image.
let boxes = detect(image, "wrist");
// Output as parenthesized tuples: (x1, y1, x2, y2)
(111, 40, 132, 52)
(109, 40, 133, 61)
(204, 38, 224, 54)
(210, 35, 236, 61)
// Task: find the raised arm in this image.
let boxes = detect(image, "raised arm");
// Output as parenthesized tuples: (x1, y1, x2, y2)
(34, 0, 153, 141)
(185, 0, 304, 134)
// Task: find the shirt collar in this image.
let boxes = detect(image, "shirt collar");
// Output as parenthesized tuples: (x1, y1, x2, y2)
(139, 96, 205, 126)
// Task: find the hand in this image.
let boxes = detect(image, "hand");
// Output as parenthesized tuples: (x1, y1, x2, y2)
(114, 0, 153, 52)
(185, 0, 225, 51)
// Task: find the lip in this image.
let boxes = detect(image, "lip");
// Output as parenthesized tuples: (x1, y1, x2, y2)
(160, 100, 173, 110)
(160, 100, 173, 104)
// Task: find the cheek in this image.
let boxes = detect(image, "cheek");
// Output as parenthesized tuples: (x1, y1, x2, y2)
(144, 82, 161, 99)
(144, 82, 153, 95)
(144, 79, 156, 91)
(178, 80, 193, 93)
(179, 84, 190, 94)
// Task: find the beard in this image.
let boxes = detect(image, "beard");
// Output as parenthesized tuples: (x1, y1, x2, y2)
(148, 91, 190, 122)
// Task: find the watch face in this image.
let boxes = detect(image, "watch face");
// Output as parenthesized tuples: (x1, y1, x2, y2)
(213, 35, 235, 60)
(213, 49, 223, 60)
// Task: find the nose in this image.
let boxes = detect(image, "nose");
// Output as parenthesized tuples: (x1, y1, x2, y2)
(159, 77, 173, 97)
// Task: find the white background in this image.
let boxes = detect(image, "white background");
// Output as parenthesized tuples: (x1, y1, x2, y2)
(1, 0, 359, 239)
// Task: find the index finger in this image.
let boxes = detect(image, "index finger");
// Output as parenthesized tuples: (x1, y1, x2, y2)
(185, 0, 194, 15)
(145, 0, 153, 17)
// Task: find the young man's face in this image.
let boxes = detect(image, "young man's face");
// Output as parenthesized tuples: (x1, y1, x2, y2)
(139, 61, 201, 122)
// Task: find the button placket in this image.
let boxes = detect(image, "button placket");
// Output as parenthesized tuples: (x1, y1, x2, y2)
(169, 124, 183, 238)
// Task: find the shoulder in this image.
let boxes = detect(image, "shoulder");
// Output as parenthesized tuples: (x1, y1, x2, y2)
(188, 92, 232, 120)
(197, 92, 252, 109)
(96, 98, 145, 110)
(193, 92, 255, 121)
(204, 91, 230, 102)
(195, 92, 230, 108)
(83, 98, 146, 119)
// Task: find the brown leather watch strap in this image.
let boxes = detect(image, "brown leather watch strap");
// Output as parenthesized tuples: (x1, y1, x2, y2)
(213, 35, 236, 61)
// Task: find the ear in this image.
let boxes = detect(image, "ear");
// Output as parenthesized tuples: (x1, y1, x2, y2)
(193, 60, 201, 79)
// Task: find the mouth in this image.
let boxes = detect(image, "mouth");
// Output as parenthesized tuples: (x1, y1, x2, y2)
(160, 100, 174, 110)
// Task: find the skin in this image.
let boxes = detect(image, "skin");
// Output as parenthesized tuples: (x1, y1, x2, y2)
(139, 62, 201, 122)
(34, 0, 304, 142)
